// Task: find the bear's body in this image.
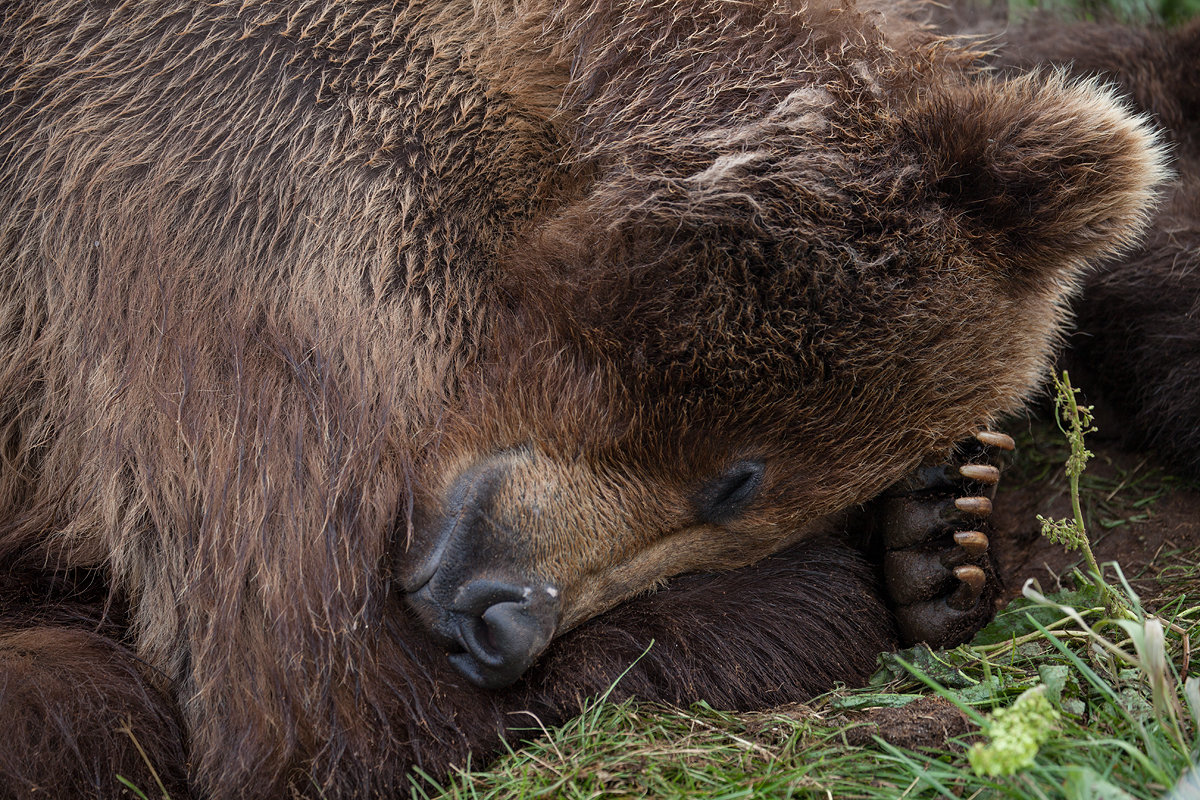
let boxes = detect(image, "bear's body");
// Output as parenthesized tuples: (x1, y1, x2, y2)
(0, 1, 1168, 797)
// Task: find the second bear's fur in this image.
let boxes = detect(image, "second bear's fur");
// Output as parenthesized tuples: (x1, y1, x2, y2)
(991, 16, 1200, 476)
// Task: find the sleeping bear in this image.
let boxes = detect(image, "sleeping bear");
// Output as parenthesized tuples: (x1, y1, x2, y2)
(0, 0, 1171, 796)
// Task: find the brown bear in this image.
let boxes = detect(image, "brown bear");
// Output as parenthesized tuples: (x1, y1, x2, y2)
(0, 0, 1166, 797)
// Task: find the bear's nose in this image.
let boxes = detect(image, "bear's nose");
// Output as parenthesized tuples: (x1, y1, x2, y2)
(446, 579, 560, 689)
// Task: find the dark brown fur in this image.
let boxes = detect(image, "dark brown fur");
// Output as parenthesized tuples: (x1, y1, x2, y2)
(988, 16, 1200, 476)
(2, 539, 893, 798)
(0, 0, 1165, 796)
(0, 611, 189, 799)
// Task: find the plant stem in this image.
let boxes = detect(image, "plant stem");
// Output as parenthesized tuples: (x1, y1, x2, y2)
(1054, 372, 1133, 620)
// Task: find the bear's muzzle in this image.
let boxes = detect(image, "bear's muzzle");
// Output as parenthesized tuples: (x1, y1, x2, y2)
(404, 456, 562, 689)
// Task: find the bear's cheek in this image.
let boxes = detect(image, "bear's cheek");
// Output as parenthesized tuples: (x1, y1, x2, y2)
(548, 511, 837, 631)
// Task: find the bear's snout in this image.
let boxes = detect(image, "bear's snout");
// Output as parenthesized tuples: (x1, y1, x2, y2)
(405, 455, 562, 688)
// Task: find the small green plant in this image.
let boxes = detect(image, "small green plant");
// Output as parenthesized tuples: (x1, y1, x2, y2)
(968, 684, 1061, 776)
(1036, 371, 1134, 619)
(1021, 580, 1199, 760)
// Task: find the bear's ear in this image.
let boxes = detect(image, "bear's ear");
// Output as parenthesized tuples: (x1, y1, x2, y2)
(905, 72, 1168, 290)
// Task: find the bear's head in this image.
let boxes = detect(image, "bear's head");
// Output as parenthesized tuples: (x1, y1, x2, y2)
(403, 7, 1167, 688)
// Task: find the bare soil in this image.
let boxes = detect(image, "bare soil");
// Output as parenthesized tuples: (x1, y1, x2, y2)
(991, 431, 1200, 609)
(841, 696, 973, 751)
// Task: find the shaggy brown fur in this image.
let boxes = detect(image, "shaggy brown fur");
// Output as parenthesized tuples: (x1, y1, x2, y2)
(983, 16, 1200, 477)
(0, 0, 1166, 796)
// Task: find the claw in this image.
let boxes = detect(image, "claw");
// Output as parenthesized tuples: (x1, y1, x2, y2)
(948, 565, 986, 611)
(953, 496, 992, 516)
(952, 530, 989, 557)
(974, 430, 1015, 451)
(957, 464, 1000, 485)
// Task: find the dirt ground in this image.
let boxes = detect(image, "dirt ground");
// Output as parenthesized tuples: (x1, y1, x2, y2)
(990, 422, 1200, 608)
(840, 695, 974, 751)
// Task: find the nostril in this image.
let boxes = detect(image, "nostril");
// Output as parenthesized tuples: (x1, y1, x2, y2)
(457, 611, 506, 667)
(446, 579, 560, 689)
(457, 601, 541, 668)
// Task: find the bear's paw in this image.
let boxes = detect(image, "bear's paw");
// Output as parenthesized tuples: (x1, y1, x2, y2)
(877, 430, 1013, 648)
